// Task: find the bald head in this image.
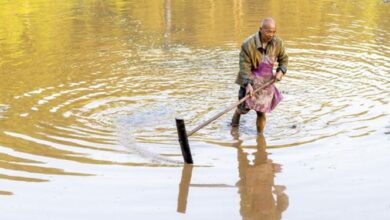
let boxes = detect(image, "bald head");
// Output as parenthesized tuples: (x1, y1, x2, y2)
(259, 17, 276, 43)
(260, 17, 276, 29)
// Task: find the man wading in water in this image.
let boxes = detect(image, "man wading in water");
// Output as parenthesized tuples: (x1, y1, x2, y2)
(231, 17, 288, 133)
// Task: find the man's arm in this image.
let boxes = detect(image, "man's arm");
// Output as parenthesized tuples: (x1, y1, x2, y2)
(275, 40, 288, 81)
(238, 44, 253, 87)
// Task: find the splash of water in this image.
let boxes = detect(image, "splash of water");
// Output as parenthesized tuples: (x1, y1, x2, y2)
(114, 103, 181, 165)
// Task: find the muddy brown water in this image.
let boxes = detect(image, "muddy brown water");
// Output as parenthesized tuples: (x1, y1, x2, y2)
(1, 0, 389, 219)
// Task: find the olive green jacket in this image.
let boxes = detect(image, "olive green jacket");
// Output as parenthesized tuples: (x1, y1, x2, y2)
(235, 32, 288, 87)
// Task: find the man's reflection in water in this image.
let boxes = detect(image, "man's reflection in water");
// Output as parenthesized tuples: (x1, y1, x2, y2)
(232, 129, 289, 220)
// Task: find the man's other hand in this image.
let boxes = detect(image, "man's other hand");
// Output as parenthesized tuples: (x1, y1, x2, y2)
(246, 84, 254, 97)
(275, 71, 284, 81)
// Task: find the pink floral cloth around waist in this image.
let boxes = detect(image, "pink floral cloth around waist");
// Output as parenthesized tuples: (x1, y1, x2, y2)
(245, 61, 282, 113)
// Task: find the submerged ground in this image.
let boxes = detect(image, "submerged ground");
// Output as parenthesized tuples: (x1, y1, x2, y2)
(1, 0, 389, 219)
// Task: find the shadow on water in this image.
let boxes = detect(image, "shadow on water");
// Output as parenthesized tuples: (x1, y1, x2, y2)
(177, 129, 289, 219)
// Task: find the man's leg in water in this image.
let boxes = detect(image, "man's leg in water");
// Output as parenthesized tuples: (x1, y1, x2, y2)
(231, 108, 241, 127)
(231, 87, 249, 127)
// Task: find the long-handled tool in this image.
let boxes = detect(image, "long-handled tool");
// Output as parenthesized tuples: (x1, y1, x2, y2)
(176, 79, 275, 164)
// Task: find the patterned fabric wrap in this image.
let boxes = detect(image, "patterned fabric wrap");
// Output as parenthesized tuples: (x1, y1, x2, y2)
(245, 57, 282, 113)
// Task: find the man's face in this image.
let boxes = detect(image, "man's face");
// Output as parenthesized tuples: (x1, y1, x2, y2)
(260, 24, 276, 43)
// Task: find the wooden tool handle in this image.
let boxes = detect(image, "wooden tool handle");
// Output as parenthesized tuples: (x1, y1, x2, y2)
(187, 79, 275, 136)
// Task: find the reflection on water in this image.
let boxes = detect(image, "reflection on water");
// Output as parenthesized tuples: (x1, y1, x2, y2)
(177, 164, 193, 213)
(0, 0, 389, 198)
(0, 190, 13, 196)
(176, 164, 236, 214)
(233, 131, 288, 219)
(177, 132, 288, 219)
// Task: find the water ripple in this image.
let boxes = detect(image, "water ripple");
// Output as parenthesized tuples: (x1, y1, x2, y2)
(1, 0, 389, 196)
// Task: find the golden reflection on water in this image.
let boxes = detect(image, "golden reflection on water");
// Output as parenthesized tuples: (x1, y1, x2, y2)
(234, 131, 288, 219)
(0, 0, 389, 197)
(0, 190, 13, 196)
(177, 132, 288, 218)
(0, 173, 47, 183)
(177, 164, 193, 213)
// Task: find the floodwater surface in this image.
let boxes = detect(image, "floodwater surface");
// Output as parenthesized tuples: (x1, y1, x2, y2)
(1, 0, 389, 219)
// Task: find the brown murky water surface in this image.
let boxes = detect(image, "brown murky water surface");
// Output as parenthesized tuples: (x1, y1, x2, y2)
(1, 0, 389, 219)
